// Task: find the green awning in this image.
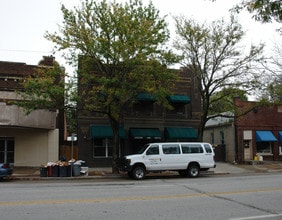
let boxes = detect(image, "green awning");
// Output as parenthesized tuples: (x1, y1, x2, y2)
(167, 95, 190, 104)
(90, 125, 125, 138)
(165, 127, 197, 139)
(130, 128, 161, 139)
(256, 131, 277, 142)
(136, 92, 156, 101)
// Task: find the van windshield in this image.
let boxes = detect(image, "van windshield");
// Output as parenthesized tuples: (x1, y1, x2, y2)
(137, 144, 150, 154)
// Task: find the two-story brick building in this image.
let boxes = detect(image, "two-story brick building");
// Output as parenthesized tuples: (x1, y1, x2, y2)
(0, 56, 64, 167)
(77, 67, 202, 167)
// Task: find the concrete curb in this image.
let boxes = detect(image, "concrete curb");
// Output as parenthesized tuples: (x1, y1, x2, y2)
(7, 162, 282, 181)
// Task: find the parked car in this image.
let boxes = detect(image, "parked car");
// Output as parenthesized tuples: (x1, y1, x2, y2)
(0, 163, 13, 180)
(117, 142, 216, 180)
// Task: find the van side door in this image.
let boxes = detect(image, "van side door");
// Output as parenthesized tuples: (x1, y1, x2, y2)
(144, 144, 162, 171)
(161, 144, 184, 170)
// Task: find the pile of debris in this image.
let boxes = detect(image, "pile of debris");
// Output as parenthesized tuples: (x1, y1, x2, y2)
(40, 159, 88, 177)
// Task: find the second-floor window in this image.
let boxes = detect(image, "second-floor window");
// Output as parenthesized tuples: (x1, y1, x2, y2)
(132, 102, 154, 116)
(168, 103, 185, 115)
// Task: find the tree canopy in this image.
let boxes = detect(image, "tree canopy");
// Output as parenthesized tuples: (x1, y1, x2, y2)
(234, 0, 282, 24)
(209, 87, 248, 115)
(174, 15, 265, 139)
(45, 0, 179, 172)
(16, 62, 66, 113)
(259, 41, 282, 103)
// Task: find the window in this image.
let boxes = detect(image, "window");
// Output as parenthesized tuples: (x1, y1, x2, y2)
(133, 102, 153, 116)
(220, 131, 225, 144)
(0, 138, 15, 163)
(204, 144, 212, 153)
(162, 144, 180, 154)
(210, 132, 214, 145)
(256, 142, 272, 154)
(168, 104, 185, 115)
(146, 145, 159, 155)
(93, 138, 113, 158)
(244, 140, 251, 148)
(181, 144, 203, 154)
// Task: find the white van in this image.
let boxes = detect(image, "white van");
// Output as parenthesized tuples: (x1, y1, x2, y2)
(117, 142, 216, 180)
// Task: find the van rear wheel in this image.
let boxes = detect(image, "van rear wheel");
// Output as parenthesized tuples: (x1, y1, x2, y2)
(188, 164, 200, 178)
(132, 166, 146, 180)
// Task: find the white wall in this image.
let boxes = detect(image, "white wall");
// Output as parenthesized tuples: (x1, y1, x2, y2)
(203, 124, 236, 163)
(0, 128, 59, 167)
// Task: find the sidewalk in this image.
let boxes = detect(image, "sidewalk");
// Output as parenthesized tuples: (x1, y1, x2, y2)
(8, 161, 282, 181)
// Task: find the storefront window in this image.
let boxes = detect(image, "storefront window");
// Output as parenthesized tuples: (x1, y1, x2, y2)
(0, 138, 15, 163)
(256, 142, 272, 154)
(93, 138, 113, 158)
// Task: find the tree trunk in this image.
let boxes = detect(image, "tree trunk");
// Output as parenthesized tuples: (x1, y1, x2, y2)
(109, 118, 120, 174)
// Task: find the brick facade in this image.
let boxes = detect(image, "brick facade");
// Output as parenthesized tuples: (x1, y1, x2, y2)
(234, 98, 282, 162)
(77, 67, 202, 167)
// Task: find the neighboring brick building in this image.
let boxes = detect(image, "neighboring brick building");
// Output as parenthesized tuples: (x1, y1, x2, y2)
(234, 98, 282, 162)
(0, 56, 64, 167)
(77, 67, 202, 167)
(203, 98, 282, 163)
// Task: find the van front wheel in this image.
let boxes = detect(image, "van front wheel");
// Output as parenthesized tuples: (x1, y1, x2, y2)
(132, 166, 146, 180)
(188, 164, 200, 178)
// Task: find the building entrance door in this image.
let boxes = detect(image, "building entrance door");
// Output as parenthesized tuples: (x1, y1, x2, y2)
(244, 140, 252, 160)
(0, 137, 15, 163)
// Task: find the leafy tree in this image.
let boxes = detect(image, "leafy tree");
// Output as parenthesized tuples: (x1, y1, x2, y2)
(234, 0, 282, 24)
(45, 0, 178, 172)
(17, 63, 66, 113)
(174, 15, 264, 140)
(259, 41, 282, 102)
(209, 87, 248, 115)
(210, 0, 281, 32)
(13, 60, 71, 145)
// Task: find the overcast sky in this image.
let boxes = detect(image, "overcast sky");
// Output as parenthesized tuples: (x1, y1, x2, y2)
(0, 0, 280, 74)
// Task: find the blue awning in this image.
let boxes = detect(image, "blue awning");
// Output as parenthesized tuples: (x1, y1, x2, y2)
(279, 131, 282, 141)
(256, 131, 277, 142)
(90, 125, 125, 138)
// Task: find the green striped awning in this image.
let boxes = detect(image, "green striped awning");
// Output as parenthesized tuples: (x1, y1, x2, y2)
(90, 125, 125, 138)
(167, 95, 190, 104)
(136, 92, 156, 101)
(165, 127, 197, 139)
(130, 128, 161, 139)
